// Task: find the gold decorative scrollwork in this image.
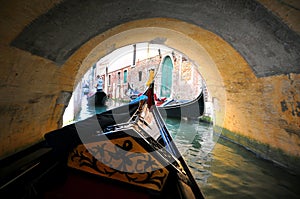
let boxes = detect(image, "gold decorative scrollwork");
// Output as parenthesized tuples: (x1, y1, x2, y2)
(68, 136, 169, 191)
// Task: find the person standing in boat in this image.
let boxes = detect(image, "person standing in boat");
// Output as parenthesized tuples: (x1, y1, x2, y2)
(96, 75, 103, 92)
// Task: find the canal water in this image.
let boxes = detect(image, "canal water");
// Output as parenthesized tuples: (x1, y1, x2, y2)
(75, 98, 300, 199)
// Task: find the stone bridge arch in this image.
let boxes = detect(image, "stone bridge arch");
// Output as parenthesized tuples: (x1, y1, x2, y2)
(50, 18, 300, 172)
(1, 0, 299, 173)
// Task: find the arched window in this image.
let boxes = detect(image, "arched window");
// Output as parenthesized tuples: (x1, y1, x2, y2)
(160, 56, 173, 98)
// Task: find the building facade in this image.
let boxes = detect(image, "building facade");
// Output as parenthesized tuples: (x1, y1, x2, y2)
(98, 50, 205, 102)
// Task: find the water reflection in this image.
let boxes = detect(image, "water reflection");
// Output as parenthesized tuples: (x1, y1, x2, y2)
(201, 137, 300, 199)
(166, 117, 300, 199)
(75, 99, 300, 199)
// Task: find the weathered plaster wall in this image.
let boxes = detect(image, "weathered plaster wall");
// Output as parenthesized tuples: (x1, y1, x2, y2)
(0, 0, 65, 158)
(0, 0, 299, 173)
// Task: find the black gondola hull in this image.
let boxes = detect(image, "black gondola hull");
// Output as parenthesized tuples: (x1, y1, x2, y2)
(87, 91, 107, 106)
(158, 91, 205, 119)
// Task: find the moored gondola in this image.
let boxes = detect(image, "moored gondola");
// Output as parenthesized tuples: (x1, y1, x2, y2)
(158, 91, 205, 119)
(87, 90, 107, 106)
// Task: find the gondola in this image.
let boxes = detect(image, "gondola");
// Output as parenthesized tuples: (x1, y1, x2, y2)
(126, 82, 142, 100)
(157, 91, 205, 119)
(87, 90, 107, 106)
(0, 83, 205, 199)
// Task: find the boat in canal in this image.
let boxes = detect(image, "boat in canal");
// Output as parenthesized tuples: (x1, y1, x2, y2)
(87, 90, 107, 106)
(0, 82, 205, 199)
(157, 90, 205, 119)
(126, 82, 142, 100)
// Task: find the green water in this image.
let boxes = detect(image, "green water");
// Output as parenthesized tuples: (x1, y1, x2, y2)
(76, 98, 300, 199)
(167, 118, 300, 199)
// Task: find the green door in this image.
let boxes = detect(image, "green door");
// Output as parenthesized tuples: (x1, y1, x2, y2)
(160, 56, 173, 98)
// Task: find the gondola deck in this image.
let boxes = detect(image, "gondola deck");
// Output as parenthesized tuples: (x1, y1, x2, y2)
(0, 83, 205, 199)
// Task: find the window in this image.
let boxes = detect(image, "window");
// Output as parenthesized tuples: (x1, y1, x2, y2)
(108, 75, 111, 86)
(138, 71, 142, 81)
(117, 72, 121, 84)
(124, 70, 128, 83)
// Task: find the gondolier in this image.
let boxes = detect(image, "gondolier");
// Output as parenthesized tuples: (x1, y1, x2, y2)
(96, 75, 103, 92)
(87, 75, 107, 106)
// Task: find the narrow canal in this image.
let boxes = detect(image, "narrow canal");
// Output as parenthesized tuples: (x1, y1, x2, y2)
(75, 97, 300, 199)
